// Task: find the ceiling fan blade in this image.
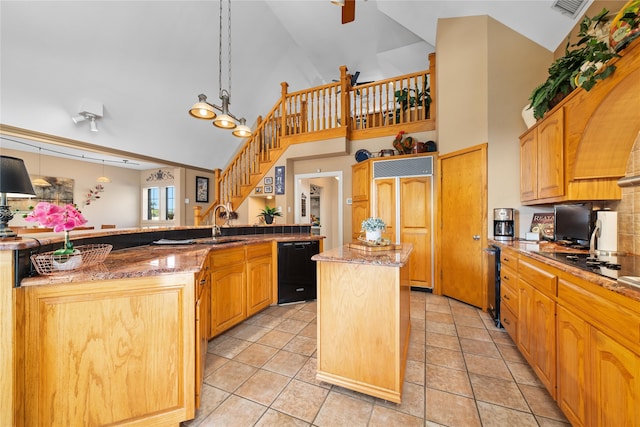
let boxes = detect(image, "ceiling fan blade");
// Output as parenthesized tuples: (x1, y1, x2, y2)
(342, 0, 355, 24)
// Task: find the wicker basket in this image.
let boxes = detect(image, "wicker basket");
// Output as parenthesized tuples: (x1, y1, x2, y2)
(31, 244, 112, 275)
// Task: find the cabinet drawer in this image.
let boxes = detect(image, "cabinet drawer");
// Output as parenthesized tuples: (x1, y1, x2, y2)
(500, 248, 518, 272)
(500, 265, 518, 290)
(246, 243, 272, 259)
(501, 303, 518, 343)
(559, 278, 640, 353)
(501, 278, 518, 314)
(519, 258, 557, 297)
(211, 247, 245, 268)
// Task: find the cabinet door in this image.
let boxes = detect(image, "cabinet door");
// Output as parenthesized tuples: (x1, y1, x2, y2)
(374, 178, 396, 241)
(400, 176, 432, 288)
(591, 328, 640, 427)
(517, 279, 534, 364)
(352, 161, 370, 202)
(531, 289, 556, 398)
(520, 129, 537, 201)
(246, 255, 272, 317)
(211, 262, 246, 336)
(557, 306, 589, 427)
(537, 107, 565, 199)
(351, 200, 369, 240)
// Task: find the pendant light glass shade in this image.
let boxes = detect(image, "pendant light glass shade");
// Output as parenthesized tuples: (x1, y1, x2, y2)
(213, 113, 237, 129)
(32, 148, 51, 187)
(97, 160, 111, 183)
(232, 118, 253, 137)
(189, 94, 217, 119)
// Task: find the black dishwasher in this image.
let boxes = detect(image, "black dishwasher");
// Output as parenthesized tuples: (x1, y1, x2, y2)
(277, 240, 319, 304)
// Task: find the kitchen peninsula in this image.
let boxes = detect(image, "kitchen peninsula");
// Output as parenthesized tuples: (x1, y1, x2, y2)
(1, 226, 322, 426)
(312, 243, 412, 403)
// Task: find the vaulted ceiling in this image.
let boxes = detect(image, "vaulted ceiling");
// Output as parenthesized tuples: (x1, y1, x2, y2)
(1, 1, 593, 171)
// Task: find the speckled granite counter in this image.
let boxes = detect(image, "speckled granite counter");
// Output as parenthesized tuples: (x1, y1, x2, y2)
(491, 239, 640, 303)
(311, 243, 412, 266)
(18, 234, 322, 287)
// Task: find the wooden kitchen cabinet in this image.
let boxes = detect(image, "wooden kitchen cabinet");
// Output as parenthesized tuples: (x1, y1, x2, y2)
(210, 247, 246, 336)
(520, 107, 564, 203)
(351, 161, 371, 240)
(499, 248, 518, 342)
(246, 243, 273, 317)
(195, 266, 210, 409)
(557, 305, 589, 427)
(369, 156, 434, 288)
(517, 258, 557, 398)
(374, 178, 396, 241)
(16, 274, 196, 426)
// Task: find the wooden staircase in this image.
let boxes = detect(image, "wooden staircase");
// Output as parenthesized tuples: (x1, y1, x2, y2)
(195, 54, 436, 225)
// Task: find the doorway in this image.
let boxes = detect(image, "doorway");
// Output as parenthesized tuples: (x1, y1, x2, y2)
(294, 171, 343, 250)
(438, 144, 488, 309)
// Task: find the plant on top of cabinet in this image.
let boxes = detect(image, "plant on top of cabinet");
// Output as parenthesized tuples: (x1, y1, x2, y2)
(528, 8, 618, 120)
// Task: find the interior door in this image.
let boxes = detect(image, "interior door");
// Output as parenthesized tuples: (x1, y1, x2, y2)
(439, 144, 487, 308)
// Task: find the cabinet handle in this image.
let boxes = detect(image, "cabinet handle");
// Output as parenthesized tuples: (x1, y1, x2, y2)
(503, 257, 509, 262)
(200, 279, 206, 285)
(502, 275, 509, 281)
(502, 318, 511, 325)
(502, 294, 510, 300)
(473, 235, 480, 240)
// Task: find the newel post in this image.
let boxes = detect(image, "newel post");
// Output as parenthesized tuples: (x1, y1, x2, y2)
(339, 65, 350, 129)
(280, 82, 289, 138)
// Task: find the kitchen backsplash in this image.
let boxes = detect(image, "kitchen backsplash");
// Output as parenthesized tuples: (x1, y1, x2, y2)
(611, 132, 640, 255)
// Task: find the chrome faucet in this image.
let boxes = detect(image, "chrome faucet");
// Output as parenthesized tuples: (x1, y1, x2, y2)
(212, 204, 227, 239)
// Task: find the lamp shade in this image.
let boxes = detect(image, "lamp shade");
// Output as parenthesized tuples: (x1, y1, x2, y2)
(213, 113, 237, 129)
(0, 155, 36, 196)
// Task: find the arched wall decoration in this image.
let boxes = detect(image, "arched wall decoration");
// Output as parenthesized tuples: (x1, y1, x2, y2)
(145, 169, 175, 183)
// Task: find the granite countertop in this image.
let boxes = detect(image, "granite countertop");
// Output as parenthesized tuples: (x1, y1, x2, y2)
(491, 239, 640, 303)
(312, 242, 412, 267)
(20, 234, 322, 287)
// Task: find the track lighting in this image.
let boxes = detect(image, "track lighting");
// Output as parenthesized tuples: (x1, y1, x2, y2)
(72, 100, 103, 133)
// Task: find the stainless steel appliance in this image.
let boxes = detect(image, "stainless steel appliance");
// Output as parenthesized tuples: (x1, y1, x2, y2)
(493, 208, 515, 241)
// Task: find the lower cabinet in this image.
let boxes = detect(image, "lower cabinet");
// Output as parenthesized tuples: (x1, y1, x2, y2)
(195, 266, 210, 409)
(208, 243, 274, 338)
(16, 274, 196, 426)
(210, 247, 247, 337)
(502, 251, 640, 427)
(246, 243, 273, 317)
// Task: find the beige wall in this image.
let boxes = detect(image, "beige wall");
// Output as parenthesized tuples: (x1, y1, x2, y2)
(436, 15, 554, 238)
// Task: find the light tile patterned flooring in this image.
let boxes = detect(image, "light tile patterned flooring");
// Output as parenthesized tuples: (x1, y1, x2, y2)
(183, 291, 570, 426)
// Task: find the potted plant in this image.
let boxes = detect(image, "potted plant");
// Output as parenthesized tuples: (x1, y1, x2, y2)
(528, 8, 618, 120)
(361, 217, 386, 242)
(258, 205, 281, 224)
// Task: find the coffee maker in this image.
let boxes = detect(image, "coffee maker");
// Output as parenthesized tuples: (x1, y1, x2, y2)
(494, 208, 515, 241)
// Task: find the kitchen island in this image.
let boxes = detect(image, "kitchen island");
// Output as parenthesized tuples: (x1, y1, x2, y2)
(1, 226, 321, 426)
(312, 243, 412, 403)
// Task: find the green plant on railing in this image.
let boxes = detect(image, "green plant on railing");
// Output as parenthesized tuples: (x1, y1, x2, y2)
(394, 76, 431, 122)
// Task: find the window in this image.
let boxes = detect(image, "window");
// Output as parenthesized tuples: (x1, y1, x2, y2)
(165, 186, 175, 220)
(143, 185, 175, 222)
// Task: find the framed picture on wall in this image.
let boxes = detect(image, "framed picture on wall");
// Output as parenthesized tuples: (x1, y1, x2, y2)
(275, 166, 285, 195)
(264, 185, 273, 194)
(264, 176, 273, 185)
(196, 176, 209, 203)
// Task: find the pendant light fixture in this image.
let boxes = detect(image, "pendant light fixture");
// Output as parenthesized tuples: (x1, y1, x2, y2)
(31, 147, 51, 187)
(97, 160, 111, 183)
(188, 0, 252, 138)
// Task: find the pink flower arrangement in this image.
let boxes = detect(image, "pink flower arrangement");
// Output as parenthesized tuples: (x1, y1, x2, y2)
(25, 202, 88, 232)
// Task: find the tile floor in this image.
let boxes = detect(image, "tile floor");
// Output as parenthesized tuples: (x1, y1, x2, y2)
(183, 291, 570, 426)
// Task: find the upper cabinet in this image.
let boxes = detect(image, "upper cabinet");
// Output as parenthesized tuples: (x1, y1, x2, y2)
(520, 38, 640, 205)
